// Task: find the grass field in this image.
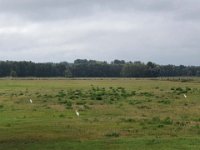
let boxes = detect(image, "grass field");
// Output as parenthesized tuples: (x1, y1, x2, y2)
(0, 78, 200, 150)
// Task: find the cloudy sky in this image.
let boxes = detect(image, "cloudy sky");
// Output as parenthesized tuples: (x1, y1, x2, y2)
(0, 0, 200, 65)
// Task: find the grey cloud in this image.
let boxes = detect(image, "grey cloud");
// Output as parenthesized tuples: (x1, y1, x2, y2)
(0, 0, 200, 65)
(0, 0, 185, 21)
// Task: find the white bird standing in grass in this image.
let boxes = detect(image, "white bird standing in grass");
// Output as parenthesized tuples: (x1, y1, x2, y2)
(30, 99, 33, 103)
(75, 110, 79, 116)
(183, 94, 187, 98)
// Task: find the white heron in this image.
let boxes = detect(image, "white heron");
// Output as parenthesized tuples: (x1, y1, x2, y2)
(30, 99, 33, 103)
(75, 110, 79, 116)
(183, 94, 187, 98)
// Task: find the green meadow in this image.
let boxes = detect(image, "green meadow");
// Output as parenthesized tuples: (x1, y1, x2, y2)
(0, 78, 200, 150)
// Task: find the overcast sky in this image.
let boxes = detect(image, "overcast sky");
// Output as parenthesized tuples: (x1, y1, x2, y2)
(0, 0, 200, 65)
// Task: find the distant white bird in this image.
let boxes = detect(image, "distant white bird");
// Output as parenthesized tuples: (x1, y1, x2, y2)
(30, 99, 33, 103)
(75, 110, 79, 116)
(183, 94, 187, 98)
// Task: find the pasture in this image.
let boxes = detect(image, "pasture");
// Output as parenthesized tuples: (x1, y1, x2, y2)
(0, 78, 200, 149)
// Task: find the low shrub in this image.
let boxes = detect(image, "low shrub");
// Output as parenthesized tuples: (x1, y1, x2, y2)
(105, 132, 120, 137)
(0, 104, 4, 109)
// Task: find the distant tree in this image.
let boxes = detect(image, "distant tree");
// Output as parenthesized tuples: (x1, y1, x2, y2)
(74, 59, 88, 64)
(146, 62, 160, 77)
(0, 60, 199, 77)
(133, 61, 142, 65)
(64, 68, 72, 78)
(147, 61, 156, 68)
(196, 70, 200, 76)
(112, 59, 125, 64)
(121, 63, 146, 77)
(10, 70, 17, 77)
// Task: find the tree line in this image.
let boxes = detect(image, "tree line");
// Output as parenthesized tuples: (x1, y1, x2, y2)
(0, 59, 200, 77)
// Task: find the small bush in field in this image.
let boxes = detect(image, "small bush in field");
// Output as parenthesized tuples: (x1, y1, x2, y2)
(105, 132, 120, 137)
(186, 87, 191, 91)
(176, 87, 183, 92)
(76, 101, 86, 105)
(5, 123, 11, 127)
(158, 99, 171, 104)
(59, 114, 65, 118)
(162, 117, 173, 125)
(121, 118, 136, 123)
(131, 91, 136, 96)
(96, 96, 102, 100)
(65, 100, 72, 109)
(172, 87, 191, 95)
(139, 92, 154, 97)
(19, 92, 24, 96)
(171, 87, 175, 90)
(0, 104, 4, 109)
(157, 124, 164, 128)
(57, 86, 137, 106)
